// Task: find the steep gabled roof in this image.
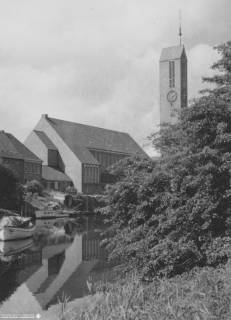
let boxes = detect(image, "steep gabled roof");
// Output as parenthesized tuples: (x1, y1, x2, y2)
(0, 131, 42, 163)
(45, 117, 146, 164)
(160, 45, 186, 62)
(0, 131, 22, 159)
(34, 130, 57, 150)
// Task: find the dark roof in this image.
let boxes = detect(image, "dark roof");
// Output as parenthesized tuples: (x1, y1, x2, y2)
(0, 131, 42, 163)
(34, 130, 57, 150)
(0, 131, 22, 159)
(42, 166, 71, 182)
(160, 45, 186, 62)
(45, 117, 146, 164)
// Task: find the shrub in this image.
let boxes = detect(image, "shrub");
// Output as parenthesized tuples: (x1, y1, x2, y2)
(26, 179, 43, 195)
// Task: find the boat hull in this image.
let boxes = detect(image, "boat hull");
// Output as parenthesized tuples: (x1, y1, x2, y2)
(0, 238, 33, 256)
(0, 225, 35, 241)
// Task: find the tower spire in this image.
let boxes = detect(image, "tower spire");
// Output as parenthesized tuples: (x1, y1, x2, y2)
(179, 10, 182, 45)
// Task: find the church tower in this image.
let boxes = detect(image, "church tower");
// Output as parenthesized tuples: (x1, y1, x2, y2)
(159, 45, 187, 124)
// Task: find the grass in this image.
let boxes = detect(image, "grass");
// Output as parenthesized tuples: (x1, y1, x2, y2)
(59, 261, 231, 320)
(58, 292, 70, 320)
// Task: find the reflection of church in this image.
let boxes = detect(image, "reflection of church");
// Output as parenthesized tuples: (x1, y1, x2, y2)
(0, 229, 107, 313)
(82, 231, 107, 261)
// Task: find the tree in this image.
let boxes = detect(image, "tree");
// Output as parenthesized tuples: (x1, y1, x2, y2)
(201, 41, 231, 104)
(0, 164, 23, 211)
(100, 42, 231, 278)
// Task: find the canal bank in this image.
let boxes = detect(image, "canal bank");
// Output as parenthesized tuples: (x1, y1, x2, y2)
(42, 293, 102, 320)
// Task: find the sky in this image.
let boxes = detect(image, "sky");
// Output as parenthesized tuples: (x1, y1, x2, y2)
(0, 0, 230, 156)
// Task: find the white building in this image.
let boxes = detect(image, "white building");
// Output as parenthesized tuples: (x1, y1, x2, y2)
(159, 45, 188, 124)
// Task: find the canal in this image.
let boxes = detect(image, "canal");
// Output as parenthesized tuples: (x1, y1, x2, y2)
(0, 216, 110, 315)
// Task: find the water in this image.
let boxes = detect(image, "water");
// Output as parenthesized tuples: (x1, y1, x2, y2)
(0, 216, 109, 315)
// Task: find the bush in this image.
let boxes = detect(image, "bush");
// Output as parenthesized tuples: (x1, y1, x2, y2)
(26, 180, 43, 195)
(66, 185, 77, 195)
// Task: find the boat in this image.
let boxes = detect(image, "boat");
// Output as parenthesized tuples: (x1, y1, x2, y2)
(0, 223, 35, 241)
(0, 238, 34, 257)
(0, 210, 35, 241)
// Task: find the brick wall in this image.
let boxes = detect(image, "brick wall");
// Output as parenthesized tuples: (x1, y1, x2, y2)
(24, 161, 42, 182)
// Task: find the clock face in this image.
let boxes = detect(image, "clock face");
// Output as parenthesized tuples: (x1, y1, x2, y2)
(167, 90, 177, 103)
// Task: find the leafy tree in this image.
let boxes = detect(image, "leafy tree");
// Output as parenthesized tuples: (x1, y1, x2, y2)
(100, 42, 231, 278)
(201, 41, 231, 104)
(0, 164, 23, 211)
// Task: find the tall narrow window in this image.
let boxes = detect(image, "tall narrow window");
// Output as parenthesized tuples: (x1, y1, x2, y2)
(169, 61, 175, 88)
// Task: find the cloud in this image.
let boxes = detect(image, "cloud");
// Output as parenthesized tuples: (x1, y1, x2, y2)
(0, 0, 229, 156)
(188, 44, 220, 98)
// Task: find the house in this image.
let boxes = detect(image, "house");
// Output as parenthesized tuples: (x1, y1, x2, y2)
(25, 114, 147, 194)
(0, 130, 42, 183)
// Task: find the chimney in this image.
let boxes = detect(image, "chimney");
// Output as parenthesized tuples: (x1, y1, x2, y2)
(42, 114, 48, 119)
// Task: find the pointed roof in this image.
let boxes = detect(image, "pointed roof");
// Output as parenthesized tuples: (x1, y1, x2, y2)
(34, 130, 57, 150)
(0, 131, 42, 162)
(160, 45, 186, 62)
(43, 116, 146, 164)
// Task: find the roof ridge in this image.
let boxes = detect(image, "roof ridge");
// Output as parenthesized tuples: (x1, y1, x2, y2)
(47, 116, 130, 136)
(160, 45, 186, 62)
(34, 130, 58, 150)
(5, 132, 42, 162)
(40, 115, 147, 162)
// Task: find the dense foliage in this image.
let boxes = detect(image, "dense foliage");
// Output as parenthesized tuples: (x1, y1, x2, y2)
(100, 42, 231, 278)
(0, 164, 22, 211)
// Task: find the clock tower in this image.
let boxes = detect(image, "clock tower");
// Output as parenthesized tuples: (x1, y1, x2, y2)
(159, 45, 187, 124)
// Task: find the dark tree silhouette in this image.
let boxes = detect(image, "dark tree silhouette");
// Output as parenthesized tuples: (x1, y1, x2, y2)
(0, 164, 22, 211)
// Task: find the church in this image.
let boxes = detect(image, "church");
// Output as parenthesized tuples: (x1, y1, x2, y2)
(24, 38, 188, 195)
(25, 115, 146, 194)
(159, 43, 188, 124)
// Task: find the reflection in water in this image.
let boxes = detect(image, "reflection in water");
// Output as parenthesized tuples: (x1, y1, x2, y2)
(0, 264, 17, 303)
(0, 217, 108, 314)
(0, 238, 34, 259)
